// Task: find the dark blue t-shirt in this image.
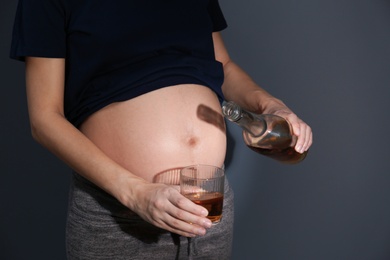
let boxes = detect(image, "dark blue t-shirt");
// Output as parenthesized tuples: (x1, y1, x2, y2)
(10, 0, 227, 127)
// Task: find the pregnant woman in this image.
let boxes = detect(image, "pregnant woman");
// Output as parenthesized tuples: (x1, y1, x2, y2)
(10, 0, 312, 259)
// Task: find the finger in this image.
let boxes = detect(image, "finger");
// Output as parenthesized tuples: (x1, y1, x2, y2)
(303, 129, 313, 151)
(161, 215, 208, 238)
(284, 113, 301, 137)
(169, 195, 212, 228)
(279, 113, 312, 153)
(174, 207, 212, 230)
(171, 191, 209, 216)
(157, 208, 210, 237)
(293, 121, 307, 154)
(168, 213, 210, 236)
(297, 124, 312, 152)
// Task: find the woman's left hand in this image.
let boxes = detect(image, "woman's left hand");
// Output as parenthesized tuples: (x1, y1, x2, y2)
(261, 98, 313, 154)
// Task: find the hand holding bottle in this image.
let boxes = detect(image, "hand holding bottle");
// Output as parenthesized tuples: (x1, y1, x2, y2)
(259, 98, 312, 155)
(222, 101, 312, 164)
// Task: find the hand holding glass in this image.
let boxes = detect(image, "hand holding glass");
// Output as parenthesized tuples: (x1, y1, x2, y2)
(180, 165, 225, 224)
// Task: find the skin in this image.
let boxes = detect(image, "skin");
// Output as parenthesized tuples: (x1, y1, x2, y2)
(25, 32, 312, 238)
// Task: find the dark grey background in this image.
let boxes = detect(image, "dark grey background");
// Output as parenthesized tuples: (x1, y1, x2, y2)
(1, 0, 390, 259)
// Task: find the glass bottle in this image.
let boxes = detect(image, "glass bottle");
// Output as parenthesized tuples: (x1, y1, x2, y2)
(222, 101, 307, 164)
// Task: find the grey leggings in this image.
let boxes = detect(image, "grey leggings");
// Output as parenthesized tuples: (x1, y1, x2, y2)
(66, 172, 234, 260)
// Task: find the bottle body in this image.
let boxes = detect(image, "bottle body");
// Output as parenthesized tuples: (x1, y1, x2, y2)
(222, 101, 307, 164)
(243, 114, 307, 164)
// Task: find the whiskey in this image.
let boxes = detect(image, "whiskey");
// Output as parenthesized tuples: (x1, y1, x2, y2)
(248, 145, 308, 164)
(184, 192, 224, 223)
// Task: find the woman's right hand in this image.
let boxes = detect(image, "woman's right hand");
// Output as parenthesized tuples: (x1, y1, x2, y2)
(122, 181, 213, 237)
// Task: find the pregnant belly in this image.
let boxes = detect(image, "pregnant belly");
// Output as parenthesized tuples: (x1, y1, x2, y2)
(79, 84, 227, 182)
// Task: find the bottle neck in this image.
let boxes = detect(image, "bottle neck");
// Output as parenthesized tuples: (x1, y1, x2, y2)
(222, 101, 266, 137)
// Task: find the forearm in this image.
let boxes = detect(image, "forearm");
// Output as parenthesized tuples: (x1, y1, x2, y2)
(29, 111, 146, 208)
(221, 60, 286, 114)
(25, 57, 146, 207)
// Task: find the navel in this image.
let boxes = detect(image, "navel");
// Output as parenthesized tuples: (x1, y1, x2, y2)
(186, 136, 199, 147)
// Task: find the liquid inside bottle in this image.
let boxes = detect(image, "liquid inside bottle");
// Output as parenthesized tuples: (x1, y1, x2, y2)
(247, 146, 307, 164)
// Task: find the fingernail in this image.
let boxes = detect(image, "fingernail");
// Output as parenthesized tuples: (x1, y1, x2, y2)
(198, 229, 206, 236)
(204, 220, 212, 228)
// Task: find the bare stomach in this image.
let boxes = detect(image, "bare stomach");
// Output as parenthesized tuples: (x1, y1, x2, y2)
(79, 84, 227, 183)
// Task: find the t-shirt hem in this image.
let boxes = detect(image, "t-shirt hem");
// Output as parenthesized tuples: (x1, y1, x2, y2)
(69, 77, 223, 128)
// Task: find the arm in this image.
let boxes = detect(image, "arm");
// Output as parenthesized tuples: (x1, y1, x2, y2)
(25, 57, 211, 237)
(213, 32, 313, 153)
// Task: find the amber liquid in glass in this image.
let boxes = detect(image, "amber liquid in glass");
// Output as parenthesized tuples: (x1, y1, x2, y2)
(184, 192, 224, 223)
